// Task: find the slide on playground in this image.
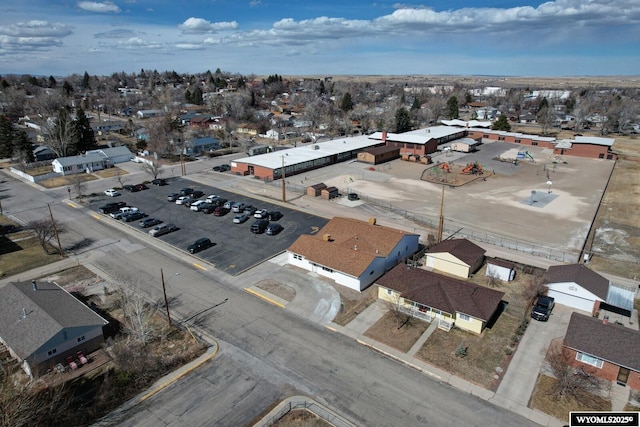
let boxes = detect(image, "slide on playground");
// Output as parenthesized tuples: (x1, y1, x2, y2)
(525, 151, 534, 161)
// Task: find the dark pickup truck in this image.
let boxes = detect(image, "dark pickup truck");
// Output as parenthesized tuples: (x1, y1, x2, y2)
(98, 201, 127, 214)
(531, 295, 555, 321)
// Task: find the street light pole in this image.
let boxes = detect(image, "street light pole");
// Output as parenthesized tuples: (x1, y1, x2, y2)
(160, 268, 172, 327)
(281, 155, 286, 203)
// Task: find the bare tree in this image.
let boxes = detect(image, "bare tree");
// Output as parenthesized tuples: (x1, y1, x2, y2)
(43, 108, 80, 157)
(116, 283, 166, 346)
(29, 219, 64, 252)
(0, 381, 71, 427)
(385, 297, 412, 330)
(537, 106, 557, 136)
(114, 167, 127, 188)
(543, 340, 602, 399)
(141, 159, 162, 180)
(521, 269, 546, 303)
(69, 173, 88, 199)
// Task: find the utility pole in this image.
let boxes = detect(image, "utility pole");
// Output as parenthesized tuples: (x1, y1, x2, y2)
(180, 138, 186, 176)
(47, 203, 64, 258)
(437, 185, 445, 243)
(160, 268, 172, 327)
(281, 155, 286, 203)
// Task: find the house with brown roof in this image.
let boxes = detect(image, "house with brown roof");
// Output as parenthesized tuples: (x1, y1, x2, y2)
(563, 313, 640, 390)
(425, 238, 486, 279)
(287, 217, 420, 291)
(377, 265, 505, 334)
(545, 264, 609, 313)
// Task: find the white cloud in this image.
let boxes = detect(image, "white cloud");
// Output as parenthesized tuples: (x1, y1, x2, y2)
(94, 29, 143, 39)
(117, 37, 161, 49)
(175, 43, 204, 50)
(0, 21, 72, 53)
(178, 17, 238, 34)
(78, 1, 121, 13)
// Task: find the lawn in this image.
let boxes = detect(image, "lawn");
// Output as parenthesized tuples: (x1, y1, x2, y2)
(530, 374, 611, 422)
(0, 229, 61, 278)
(364, 310, 430, 353)
(38, 173, 98, 189)
(332, 284, 377, 326)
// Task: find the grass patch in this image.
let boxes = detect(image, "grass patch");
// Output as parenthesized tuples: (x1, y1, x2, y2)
(38, 174, 98, 189)
(0, 233, 61, 278)
(93, 167, 128, 179)
(364, 310, 430, 353)
(24, 164, 54, 176)
(332, 284, 377, 326)
(273, 410, 331, 427)
(530, 374, 611, 422)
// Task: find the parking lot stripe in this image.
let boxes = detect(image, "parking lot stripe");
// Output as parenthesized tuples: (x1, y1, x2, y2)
(91, 214, 101, 220)
(67, 202, 78, 208)
(244, 288, 285, 308)
(192, 263, 207, 271)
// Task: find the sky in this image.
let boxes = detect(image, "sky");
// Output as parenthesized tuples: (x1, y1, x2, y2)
(0, 0, 639, 78)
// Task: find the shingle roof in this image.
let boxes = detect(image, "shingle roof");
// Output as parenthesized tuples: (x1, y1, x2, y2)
(486, 258, 515, 269)
(288, 217, 417, 277)
(564, 312, 640, 372)
(91, 146, 132, 158)
(53, 152, 105, 167)
(427, 238, 486, 267)
(0, 281, 108, 360)
(376, 265, 504, 321)
(546, 264, 609, 300)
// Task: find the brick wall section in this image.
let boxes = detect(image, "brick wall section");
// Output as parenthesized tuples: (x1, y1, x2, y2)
(564, 347, 640, 390)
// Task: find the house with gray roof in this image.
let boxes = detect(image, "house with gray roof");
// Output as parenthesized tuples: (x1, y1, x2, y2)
(545, 264, 609, 313)
(0, 280, 108, 378)
(52, 146, 133, 175)
(377, 264, 505, 334)
(563, 312, 640, 390)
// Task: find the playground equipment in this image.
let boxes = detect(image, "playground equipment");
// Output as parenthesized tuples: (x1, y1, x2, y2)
(438, 162, 450, 173)
(525, 151, 535, 162)
(462, 161, 484, 175)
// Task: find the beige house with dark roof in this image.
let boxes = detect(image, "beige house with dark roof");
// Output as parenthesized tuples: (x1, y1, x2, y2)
(563, 313, 640, 389)
(545, 264, 609, 313)
(377, 265, 505, 334)
(287, 217, 420, 291)
(425, 238, 486, 279)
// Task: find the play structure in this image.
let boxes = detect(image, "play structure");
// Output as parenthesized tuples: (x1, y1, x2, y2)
(438, 162, 450, 172)
(462, 161, 484, 175)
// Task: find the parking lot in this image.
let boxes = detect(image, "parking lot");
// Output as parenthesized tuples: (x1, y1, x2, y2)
(89, 178, 329, 275)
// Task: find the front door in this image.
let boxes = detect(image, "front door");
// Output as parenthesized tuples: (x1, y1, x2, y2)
(617, 367, 630, 385)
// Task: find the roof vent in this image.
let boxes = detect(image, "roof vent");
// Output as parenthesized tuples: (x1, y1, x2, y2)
(368, 217, 377, 225)
(354, 245, 358, 251)
(323, 233, 331, 241)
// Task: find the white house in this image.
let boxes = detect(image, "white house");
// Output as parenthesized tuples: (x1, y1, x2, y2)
(0, 280, 108, 378)
(136, 109, 163, 119)
(88, 146, 133, 164)
(52, 153, 107, 175)
(287, 217, 420, 291)
(486, 258, 516, 282)
(545, 264, 609, 313)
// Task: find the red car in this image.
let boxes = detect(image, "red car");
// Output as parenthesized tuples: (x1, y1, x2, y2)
(213, 206, 229, 216)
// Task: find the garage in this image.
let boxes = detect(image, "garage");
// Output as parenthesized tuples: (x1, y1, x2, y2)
(545, 264, 609, 314)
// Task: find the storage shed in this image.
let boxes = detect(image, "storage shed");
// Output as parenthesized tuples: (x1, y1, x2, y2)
(357, 146, 400, 165)
(306, 183, 327, 197)
(486, 258, 516, 281)
(321, 186, 340, 199)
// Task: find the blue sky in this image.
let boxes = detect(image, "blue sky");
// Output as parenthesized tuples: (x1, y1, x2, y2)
(1, 0, 638, 77)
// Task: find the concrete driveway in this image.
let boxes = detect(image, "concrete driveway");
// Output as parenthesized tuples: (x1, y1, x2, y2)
(495, 304, 576, 410)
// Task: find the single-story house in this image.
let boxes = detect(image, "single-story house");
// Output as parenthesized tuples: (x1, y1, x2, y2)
(33, 145, 56, 161)
(425, 238, 486, 279)
(0, 280, 108, 378)
(287, 217, 420, 291)
(563, 312, 640, 390)
(52, 152, 107, 175)
(486, 258, 516, 282)
(545, 264, 609, 313)
(377, 264, 505, 334)
(89, 146, 133, 164)
(136, 109, 163, 119)
(183, 136, 221, 155)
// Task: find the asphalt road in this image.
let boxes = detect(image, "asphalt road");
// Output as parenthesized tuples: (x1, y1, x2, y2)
(0, 168, 541, 427)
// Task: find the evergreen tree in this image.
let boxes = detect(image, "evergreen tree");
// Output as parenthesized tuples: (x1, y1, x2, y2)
(465, 92, 473, 105)
(74, 108, 96, 152)
(184, 89, 192, 103)
(395, 107, 412, 133)
(62, 81, 73, 97)
(411, 97, 421, 111)
(340, 92, 353, 112)
(192, 86, 203, 105)
(48, 75, 57, 88)
(13, 129, 34, 163)
(491, 115, 511, 131)
(446, 96, 459, 119)
(539, 97, 549, 111)
(81, 71, 91, 90)
(318, 80, 325, 96)
(0, 115, 14, 158)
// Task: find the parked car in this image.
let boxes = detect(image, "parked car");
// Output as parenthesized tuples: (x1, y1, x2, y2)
(99, 201, 126, 214)
(110, 206, 138, 219)
(213, 206, 229, 216)
(152, 179, 167, 186)
(211, 197, 227, 207)
(268, 211, 283, 221)
(223, 200, 235, 210)
(254, 209, 268, 219)
(265, 223, 283, 236)
(140, 218, 162, 228)
(233, 213, 249, 224)
(531, 295, 555, 321)
(180, 188, 194, 196)
(123, 185, 138, 192)
(347, 193, 359, 201)
(167, 193, 180, 202)
(243, 205, 256, 215)
(190, 200, 208, 212)
(124, 211, 146, 222)
(134, 183, 148, 191)
(191, 190, 205, 199)
(212, 165, 223, 172)
(250, 219, 269, 234)
(220, 164, 231, 172)
(187, 238, 214, 254)
(231, 202, 246, 213)
(205, 194, 219, 203)
(200, 203, 216, 214)
(183, 198, 198, 207)
(175, 196, 190, 205)
(104, 189, 120, 197)
(149, 223, 178, 237)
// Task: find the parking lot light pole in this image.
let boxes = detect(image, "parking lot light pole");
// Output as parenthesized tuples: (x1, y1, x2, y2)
(281, 155, 286, 203)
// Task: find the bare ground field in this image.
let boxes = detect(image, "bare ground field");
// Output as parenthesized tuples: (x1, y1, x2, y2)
(364, 311, 430, 353)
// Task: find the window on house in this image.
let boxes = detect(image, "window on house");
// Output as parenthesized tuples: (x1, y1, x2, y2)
(498, 136, 505, 141)
(47, 348, 57, 356)
(293, 254, 302, 260)
(532, 141, 538, 146)
(576, 352, 604, 368)
(321, 266, 333, 273)
(386, 289, 392, 295)
(458, 313, 471, 321)
(483, 134, 489, 138)
(77, 336, 86, 342)
(515, 139, 521, 143)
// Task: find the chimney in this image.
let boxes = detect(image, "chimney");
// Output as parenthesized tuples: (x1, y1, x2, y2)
(322, 233, 331, 241)
(368, 217, 377, 225)
(382, 131, 387, 143)
(31, 280, 37, 291)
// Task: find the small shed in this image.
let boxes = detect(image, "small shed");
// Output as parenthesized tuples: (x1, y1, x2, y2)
(357, 146, 400, 165)
(486, 258, 516, 281)
(306, 183, 327, 197)
(321, 186, 340, 199)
